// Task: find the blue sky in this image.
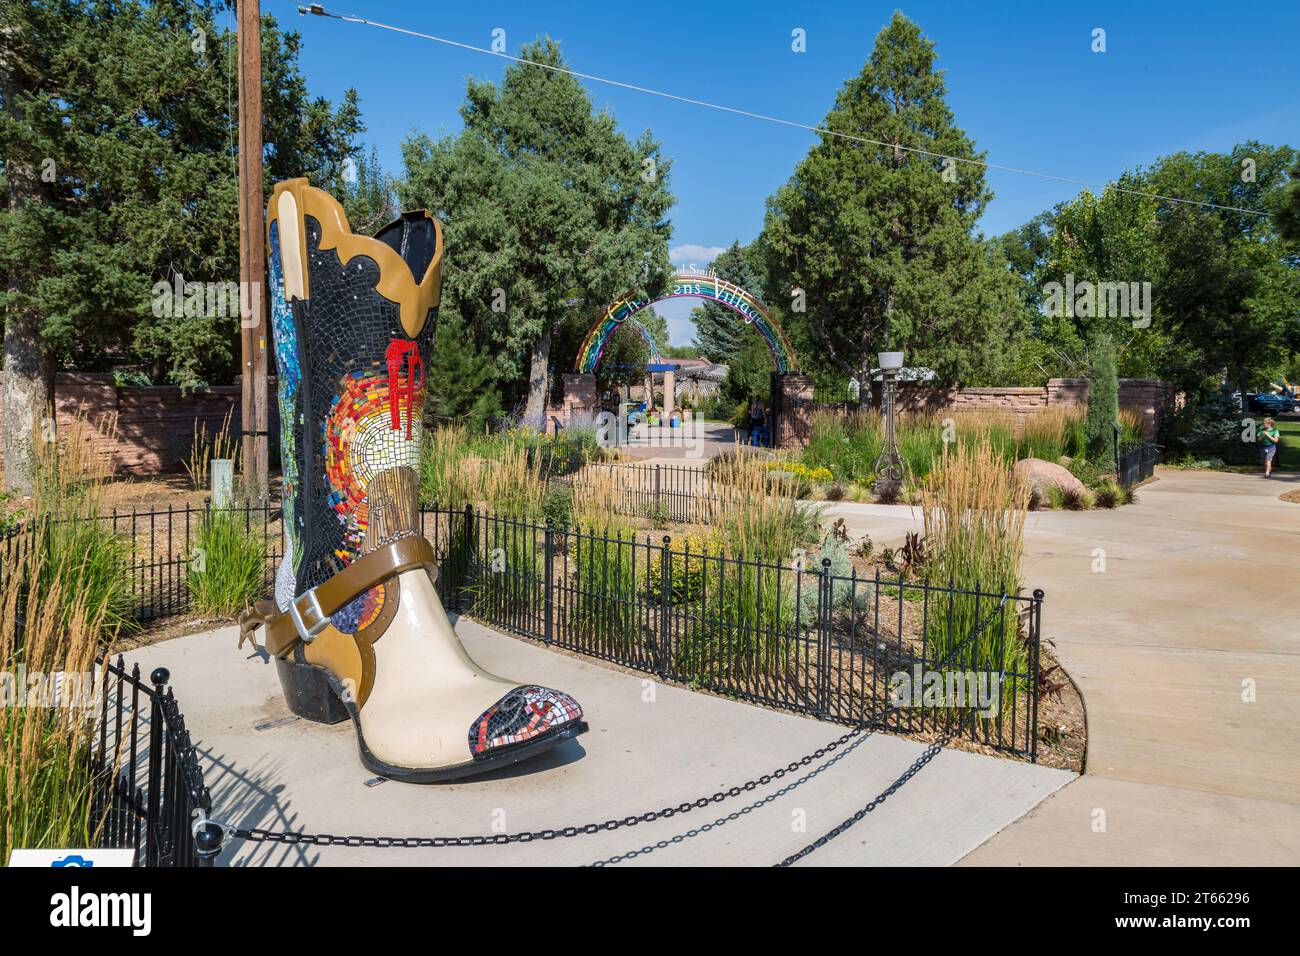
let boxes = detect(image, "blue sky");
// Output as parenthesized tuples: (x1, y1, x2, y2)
(278, 0, 1300, 344)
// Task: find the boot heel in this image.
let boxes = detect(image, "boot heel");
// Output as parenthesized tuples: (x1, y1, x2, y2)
(274, 656, 351, 725)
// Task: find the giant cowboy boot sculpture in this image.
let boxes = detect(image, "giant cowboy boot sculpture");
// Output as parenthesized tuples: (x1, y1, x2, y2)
(239, 179, 586, 782)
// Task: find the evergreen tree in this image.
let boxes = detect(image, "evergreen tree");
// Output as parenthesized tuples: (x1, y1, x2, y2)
(1085, 333, 1119, 466)
(691, 241, 761, 363)
(424, 313, 503, 433)
(760, 12, 1024, 401)
(399, 38, 674, 423)
(0, 1, 362, 492)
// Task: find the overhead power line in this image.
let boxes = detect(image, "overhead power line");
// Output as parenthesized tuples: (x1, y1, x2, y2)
(297, 3, 1270, 218)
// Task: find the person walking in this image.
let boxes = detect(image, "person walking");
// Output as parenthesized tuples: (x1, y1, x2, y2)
(1260, 417, 1281, 477)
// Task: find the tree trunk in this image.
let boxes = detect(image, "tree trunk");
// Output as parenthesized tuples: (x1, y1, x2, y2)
(857, 359, 873, 409)
(1, 48, 50, 496)
(2, 306, 50, 496)
(1237, 361, 1249, 417)
(523, 324, 551, 425)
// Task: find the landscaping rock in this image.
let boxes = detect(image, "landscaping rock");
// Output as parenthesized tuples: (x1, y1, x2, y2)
(1013, 458, 1086, 499)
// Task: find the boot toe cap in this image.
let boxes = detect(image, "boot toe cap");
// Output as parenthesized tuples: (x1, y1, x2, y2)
(469, 685, 584, 757)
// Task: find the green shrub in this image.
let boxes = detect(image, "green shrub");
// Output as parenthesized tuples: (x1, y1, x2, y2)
(1171, 390, 1254, 465)
(1094, 480, 1121, 509)
(540, 485, 573, 527)
(188, 507, 268, 617)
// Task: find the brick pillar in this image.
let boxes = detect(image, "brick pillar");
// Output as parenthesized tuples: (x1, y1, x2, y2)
(662, 369, 675, 419)
(562, 373, 599, 422)
(776, 373, 813, 448)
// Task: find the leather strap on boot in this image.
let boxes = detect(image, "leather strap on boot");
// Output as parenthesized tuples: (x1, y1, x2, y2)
(239, 536, 437, 659)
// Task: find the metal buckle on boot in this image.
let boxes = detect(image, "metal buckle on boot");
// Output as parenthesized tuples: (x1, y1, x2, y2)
(289, 588, 331, 642)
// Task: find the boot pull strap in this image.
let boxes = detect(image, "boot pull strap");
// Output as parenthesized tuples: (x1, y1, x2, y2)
(241, 536, 437, 660)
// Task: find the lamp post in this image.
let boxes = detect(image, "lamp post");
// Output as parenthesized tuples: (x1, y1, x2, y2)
(873, 351, 907, 498)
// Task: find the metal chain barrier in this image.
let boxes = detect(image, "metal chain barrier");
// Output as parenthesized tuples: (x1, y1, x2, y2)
(774, 729, 953, 867)
(587, 723, 874, 866)
(214, 724, 869, 850)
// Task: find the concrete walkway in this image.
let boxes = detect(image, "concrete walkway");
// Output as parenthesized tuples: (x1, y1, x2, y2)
(963, 469, 1300, 864)
(807, 469, 1300, 864)
(122, 619, 1071, 867)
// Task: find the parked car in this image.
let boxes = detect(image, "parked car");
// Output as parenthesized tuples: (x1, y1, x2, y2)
(1247, 392, 1296, 415)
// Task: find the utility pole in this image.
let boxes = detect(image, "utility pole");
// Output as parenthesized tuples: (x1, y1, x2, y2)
(237, 0, 268, 504)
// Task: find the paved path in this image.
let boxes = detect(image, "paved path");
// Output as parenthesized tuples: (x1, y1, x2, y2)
(966, 469, 1300, 864)
(620, 420, 737, 463)
(122, 619, 1070, 867)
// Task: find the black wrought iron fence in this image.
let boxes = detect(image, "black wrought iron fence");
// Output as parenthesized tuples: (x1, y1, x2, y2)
(1118, 443, 1161, 486)
(0, 502, 283, 629)
(3, 502, 1043, 760)
(558, 461, 717, 524)
(421, 506, 1042, 759)
(89, 658, 221, 866)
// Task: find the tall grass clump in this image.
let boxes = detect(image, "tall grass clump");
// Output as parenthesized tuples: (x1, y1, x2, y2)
(183, 408, 239, 491)
(27, 414, 134, 639)
(483, 443, 548, 520)
(1, 530, 111, 859)
(803, 410, 851, 477)
(705, 448, 821, 564)
(1019, 406, 1085, 462)
(1117, 408, 1145, 450)
(187, 506, 268, 616)
(569, 467, 640, 652)
(921, 440, 1029, 686)
(679, 450, 823, 681)
(419, 424, 481, 508)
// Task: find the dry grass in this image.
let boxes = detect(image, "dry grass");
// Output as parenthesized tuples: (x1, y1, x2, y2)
(0, 535, 111, 858)
(703, 446, 820, 563)
(570, 464, 633, 538)
(183, 407, 239, 491)
(2, 413, 122, 857)
(921, 439, 1030, 675)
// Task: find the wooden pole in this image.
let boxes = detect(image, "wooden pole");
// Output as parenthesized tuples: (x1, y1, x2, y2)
(237, 0, 268, 504)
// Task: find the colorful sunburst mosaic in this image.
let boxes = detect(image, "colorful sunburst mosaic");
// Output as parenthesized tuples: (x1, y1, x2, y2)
(323, 370, 424, 565)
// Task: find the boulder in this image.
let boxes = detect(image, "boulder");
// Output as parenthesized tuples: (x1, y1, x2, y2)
(1013, 457, 1086, 499)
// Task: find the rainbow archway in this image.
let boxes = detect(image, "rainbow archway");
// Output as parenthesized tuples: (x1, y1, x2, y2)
(575, 270, 797, 374)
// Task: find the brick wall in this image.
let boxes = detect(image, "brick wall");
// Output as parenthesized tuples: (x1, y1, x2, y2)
(0, 371, 278, 475)
(800, 376, 1175, 448)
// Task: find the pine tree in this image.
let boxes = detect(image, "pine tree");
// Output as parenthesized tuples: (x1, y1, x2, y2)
(761, 12, 1024, 401)
(399, 38, 674, 422)
(0, 1, 362, 492)
(425, 314, 503, 432)
(691, 241, 761, 363)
